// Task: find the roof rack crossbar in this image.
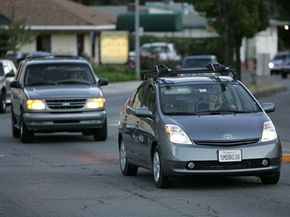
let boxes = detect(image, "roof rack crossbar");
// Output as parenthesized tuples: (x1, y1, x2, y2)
(143, 64, 239, 81)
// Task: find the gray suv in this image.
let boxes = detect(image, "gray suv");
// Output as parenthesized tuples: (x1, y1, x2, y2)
(118, 64, 281, 188)
(10, 56, 108, 143)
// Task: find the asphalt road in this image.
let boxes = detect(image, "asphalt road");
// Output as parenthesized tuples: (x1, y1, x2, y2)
(0, 79, 290, 217)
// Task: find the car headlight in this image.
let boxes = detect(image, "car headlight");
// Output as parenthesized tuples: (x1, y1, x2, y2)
(26, 99, 46, 110)
(261, 121, 277, 142)
(268, 62, 274, 69)
(165, 124, 192, 144)
(85, 98, 105, 109)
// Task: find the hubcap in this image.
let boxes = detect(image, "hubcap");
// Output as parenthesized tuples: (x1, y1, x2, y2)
(120, 142, 127, 171)
(153, 152, 161, 182)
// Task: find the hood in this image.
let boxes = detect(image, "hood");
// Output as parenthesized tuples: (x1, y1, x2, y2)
(165, 113, 269, 141)
(25, 85, 103, 99)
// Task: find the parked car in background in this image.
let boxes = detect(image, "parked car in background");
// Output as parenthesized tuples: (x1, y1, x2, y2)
(141, 42, 181, 62)
(118, 64, 281, 188)
(181, 55, 218, 69)
(129, 42, 181, 65)
(268, 51, 290, 78)
(10, 56, 108, 143)
(0, 59, 17, 112)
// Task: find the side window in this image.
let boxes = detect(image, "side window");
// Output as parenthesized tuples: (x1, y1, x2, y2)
(15, 63, 25, 81)
(144, 85, 156, 114)
(0, 64, 4, 76)
(131, 83, 147, 109)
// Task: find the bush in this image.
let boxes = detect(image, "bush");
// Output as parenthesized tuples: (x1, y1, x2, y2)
(93, 64, 136, 82)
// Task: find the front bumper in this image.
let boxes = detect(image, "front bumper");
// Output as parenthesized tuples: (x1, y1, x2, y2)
(162, 140, 282, 176)
(23, 110, 106, 132)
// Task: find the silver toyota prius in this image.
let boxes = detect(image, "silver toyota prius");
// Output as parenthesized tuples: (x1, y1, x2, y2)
(118, 65, 282, 188)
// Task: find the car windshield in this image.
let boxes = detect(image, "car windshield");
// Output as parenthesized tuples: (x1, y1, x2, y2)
(160, 83, 261, 115)
(273, 54, 288, 61)
(24, 63, 96, 86)
(182, 58, 215, 68)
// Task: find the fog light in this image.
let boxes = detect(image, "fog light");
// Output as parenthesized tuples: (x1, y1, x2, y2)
(262, 159, 269, 167)
(188, 162, 195, 169)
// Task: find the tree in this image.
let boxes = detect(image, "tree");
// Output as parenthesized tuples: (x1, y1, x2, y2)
(193, 0, 269, 78)
(0, 10, 35, 59)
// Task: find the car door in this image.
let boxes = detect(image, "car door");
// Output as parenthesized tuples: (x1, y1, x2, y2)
(135, 84, 157, 166)
(122, 82, 147, 164)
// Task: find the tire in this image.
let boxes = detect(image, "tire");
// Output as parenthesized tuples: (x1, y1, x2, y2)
(260, 171, 280, 185)
(152, 147, 172, 188)
(11, 111, 20, 138)
(0, 92, 6, 114)
(119, 139, 138, 176)
(93, 119, 107, 141)
(20, 114, 34, 143)
(282, 72, 288, 79)
(82, 131, 92, 136)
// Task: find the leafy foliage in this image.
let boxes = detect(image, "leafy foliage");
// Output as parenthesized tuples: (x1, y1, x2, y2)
(193, 0, 269, 74)
(0, 11, 35, 55)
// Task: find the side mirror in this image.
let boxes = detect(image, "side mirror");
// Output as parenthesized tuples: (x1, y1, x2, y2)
(261, 102, 275, 113)
(10, 80, 21, 88)
(98, 78, 108, 86)
(135, 107, 153, 118)
(5, 70, 15, 78)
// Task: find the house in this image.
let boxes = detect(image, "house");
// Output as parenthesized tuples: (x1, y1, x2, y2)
(0, 0, 116, 64)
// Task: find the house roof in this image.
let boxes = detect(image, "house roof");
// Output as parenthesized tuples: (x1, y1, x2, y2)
(0, 0, 115, 26)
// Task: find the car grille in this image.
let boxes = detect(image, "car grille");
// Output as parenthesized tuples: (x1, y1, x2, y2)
(194, 138, 259, 146)
(188, 159, 269, 170)
(46, 99, 86, 110)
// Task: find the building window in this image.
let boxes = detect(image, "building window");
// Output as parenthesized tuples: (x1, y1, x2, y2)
(36, 35, 51, 52)
(77, 34, 84, 56)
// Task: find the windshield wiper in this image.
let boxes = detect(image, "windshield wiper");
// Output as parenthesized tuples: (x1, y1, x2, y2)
(164, 111, 198, 116)
(197, 110, 259, 115)
(57, 80, 90, 85)
(27, 81, 56, 86)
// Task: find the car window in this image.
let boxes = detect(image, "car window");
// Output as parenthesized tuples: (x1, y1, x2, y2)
(131, 83, 147, 109)
(24, 63, 96, 86)
(182, 58, 215, 68)
(143, 85, 156, 115)
(0, 64, 3, 76)
(160, 83, 261, 115)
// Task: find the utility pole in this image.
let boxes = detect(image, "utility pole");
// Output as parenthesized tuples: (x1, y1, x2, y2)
(135, 0, 141, 80)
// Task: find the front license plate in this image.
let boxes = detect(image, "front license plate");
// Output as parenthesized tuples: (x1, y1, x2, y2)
(218, 150, 242, 162)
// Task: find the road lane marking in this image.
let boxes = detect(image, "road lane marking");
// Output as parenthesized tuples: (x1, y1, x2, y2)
(282, 153, 290, 163)
(0, 155, 5, 157)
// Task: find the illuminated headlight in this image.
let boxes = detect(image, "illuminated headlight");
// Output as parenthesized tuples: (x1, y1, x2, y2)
(261, 121, 277, 142)
(26, 99, 46, 110)
(85, 98, 105, 109)
(268, 62, 274, 69)
(165, 124, 192, 144)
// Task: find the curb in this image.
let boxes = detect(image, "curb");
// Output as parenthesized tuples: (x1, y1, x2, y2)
(250, 84, 288, 98)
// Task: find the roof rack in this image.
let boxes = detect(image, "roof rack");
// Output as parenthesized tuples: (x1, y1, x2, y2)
(26, 54, 85, 61)
(143, 64, 239, 81)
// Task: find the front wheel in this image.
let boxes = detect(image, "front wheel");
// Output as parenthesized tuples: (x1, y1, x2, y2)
(152, 147, 172, 188)
(11, 111, 20, 138)
(119, 139, 138, 176)
(0, 92, 6, 113)
(93, 119, 107, 141)
(282, 72, 288, 79)
(260, 171, 280, 185)
(20, 115, 34, 143)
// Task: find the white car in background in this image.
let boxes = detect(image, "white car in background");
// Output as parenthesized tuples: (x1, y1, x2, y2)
(0, 59, 17, 109)
(269, 51, 290, 78)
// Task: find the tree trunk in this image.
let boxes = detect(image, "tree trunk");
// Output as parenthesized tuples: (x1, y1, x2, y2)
(235, 41, 242, 81)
